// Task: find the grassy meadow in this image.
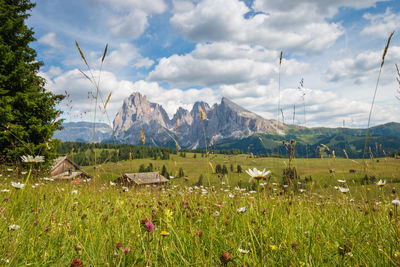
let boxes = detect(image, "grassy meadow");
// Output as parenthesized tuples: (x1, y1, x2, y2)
(1, 154, 400, 266)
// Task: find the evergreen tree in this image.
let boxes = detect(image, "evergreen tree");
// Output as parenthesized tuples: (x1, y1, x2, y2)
(178, 167, 184, 178)
(161, 165, 167, 177)
(215, 164, 222, 174)
(222, 165, 228, 174)
(0, 1, 64, 165)
(237, 164, 243, 173)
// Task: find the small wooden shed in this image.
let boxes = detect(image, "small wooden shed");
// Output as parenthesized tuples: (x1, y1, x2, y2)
(51, 156, 92, 180)
(115, 172, 169, 187)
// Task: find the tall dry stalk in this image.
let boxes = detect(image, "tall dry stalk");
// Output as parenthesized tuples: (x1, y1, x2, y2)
(276, 50, 283, 156)
(395, 64, 400, 101)
(75, 42, 117, 172)
(199, 106, 207, 156)
(362, 31, 394, 164)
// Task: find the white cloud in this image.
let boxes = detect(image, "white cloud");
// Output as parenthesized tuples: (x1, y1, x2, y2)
(105, 43, 154, 69)
(108, 9, 149, 39)
(83, 0, 166, 39)
(361, 8, 399, 37)
(325, 46, 400, 84)
(170, 0, 344, 52)
(253, 0, 385, 18)
(38, 32, 63, 49)
(94, 0, 167, 13)
(148, 42, 309, 87)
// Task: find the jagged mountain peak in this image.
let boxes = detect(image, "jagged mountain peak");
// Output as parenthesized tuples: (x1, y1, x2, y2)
(112, 92, 284, 148)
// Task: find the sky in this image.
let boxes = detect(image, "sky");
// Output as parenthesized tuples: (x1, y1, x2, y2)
(27, 0, 400, 128)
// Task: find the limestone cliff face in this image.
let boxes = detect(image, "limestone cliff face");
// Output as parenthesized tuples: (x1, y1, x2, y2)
(112, 92, 286, 148)
(113, 92, 172, 145)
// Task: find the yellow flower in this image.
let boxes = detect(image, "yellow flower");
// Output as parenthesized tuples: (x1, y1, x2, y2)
(269, 245, 278, 251)
(161, 231, 170, 236)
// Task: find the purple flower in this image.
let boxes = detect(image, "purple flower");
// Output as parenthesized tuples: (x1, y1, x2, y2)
(145, 221, 155, 232)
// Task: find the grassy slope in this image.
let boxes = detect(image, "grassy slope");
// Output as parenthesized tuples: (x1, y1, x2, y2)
(1, 155, 400, 265)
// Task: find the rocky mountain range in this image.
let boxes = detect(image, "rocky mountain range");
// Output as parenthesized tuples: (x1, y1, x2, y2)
(112, 92, 284, 148)
(53, 121, 112, 143)
(54, 92, 400, 157)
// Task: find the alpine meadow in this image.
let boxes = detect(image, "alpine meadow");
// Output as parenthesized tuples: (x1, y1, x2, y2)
(1, 0, 400, 266)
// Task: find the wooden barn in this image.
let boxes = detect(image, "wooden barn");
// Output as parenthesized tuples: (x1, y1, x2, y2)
(51, 156, 92, 180)
(115, 172, 169, 187)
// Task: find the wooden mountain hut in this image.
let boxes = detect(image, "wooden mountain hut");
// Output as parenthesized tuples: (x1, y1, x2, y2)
(115, 172, 169, 187)
(51, 156, 92, 180)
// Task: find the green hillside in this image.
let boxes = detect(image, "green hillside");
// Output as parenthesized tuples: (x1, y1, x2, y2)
(215, 122, 400, 158)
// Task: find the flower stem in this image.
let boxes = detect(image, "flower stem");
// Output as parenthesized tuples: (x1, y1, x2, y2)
(23, 165, 32, 190)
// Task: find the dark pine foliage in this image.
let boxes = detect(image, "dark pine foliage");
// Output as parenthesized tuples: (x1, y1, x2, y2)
(0, 0, 64, 165)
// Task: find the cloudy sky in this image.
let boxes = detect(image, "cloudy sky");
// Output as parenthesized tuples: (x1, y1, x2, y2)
(28, 0, 400, 128)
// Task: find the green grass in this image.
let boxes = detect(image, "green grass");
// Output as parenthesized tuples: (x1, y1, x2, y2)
(0, 155, 400, 265)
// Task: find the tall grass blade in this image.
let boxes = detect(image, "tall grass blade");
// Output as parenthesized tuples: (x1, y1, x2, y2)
(102, 44, 108, 63)
(75, 40, 89, 67)
(363, 31, 395, 163)
(104, 92, 112, 109)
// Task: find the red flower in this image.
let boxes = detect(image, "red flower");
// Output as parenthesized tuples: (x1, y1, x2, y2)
(70, 258, 83, 267)
(220, 252, 232, 265)
(122, 247, 130, 255)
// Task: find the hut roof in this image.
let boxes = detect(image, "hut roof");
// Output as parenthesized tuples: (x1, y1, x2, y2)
(51, 156, 92, 179)
(122, 172, 168, 185)
(52, 156, 81, 171)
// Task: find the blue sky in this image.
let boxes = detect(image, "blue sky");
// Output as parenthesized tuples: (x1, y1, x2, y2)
(27, 0, 400, 128)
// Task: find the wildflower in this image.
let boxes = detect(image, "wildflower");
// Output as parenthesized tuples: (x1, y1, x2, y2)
(74, 244, 83, 255)
(145, 221, 155, 232)
(161, 231, 170, 236)
(338, 179, 346, 183)
(122, 187, 129, 192)
(262, 208, 267, 214)
(392, 199, 400, 206)
(8, 224, 20, 230)
(70, 258, 83, 267)
(122, 247, 130, 255)
(116, 242, 123, 249)
(220, 252, 232, 264)
(269, 245, 278, 251)
(21, 171, 27, 175)
(7, 168, 13, 172)
(228, 193, 234, 198)
(237, 207, 247, 213)
(299, 189, 306, 193)
(41, 177, 54, 181)
(198, 230, 203, 237)
(213, 211, 220, 217)
(21, 155, 45, 163)
(339, 187, 349, 193)
(238, 248, 249, 254)
(71, 190, 78, 195)
(11, 182, 24, 189)
(280, 189, 284, 195)
(246, 168, 271, 183)
(377, 179, 386, 187)
(109, 181, 116, 186)
(1, 189, 10, 193)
